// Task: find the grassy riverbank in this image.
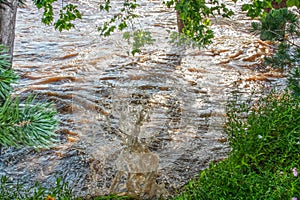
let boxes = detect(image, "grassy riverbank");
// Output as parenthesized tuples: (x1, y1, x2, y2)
(174, 90, 300, 200)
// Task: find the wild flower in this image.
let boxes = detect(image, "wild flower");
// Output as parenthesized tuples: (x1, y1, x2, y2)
(279, 171, 284, 175)
(291, 197, 298, 200)
(292, 167, 298, 177)
(45, 195, 55, 200)
(258, 135, 262, 139)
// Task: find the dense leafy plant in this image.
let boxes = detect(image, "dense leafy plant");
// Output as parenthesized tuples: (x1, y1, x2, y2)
(0, 45, 57, 148)
(174, 90, 300, 199)
(252, 8, 299, 41)
(0, 176, 72, 199)
(242, 0, 299, 19)
(0, 175, 134, 200)
(226, 91, 300, 170)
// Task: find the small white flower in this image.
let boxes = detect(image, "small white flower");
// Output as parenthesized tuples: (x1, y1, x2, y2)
(258, 135, 262, 139)
(279, 171, 284, 175)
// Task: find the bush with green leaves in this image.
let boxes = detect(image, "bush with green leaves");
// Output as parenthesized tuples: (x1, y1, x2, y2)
(0, 175, 134, 200)
(174, 90, 300, 199)
(0, 176, 72, 200)
(0, 45, 57, 149)
(226, 91, 300, 171)
(242, 0, 299, 19)
(251, 8, 299, 41)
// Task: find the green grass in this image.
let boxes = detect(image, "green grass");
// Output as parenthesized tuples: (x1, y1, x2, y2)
(0, 176, 133, 200)
(174, 90, 300, 200)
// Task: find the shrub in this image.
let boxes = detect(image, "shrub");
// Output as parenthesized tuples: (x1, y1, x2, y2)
(174, 90, 300, 199)
(0, 176, 72, 199)
(0, 44, 57, 149)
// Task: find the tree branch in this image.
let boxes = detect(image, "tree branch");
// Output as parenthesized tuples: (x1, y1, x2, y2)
(0, 0, 12, 9)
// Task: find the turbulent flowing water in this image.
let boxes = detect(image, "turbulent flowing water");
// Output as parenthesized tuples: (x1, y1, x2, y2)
(0, 0, 286, 198)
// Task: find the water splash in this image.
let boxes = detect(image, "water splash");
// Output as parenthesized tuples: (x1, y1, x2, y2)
(109, 80, 167, 198)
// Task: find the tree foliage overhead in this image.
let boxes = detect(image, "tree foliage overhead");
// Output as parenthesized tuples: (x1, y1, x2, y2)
(33, 0, 82, 31)
(98, 0, 140, 37)
(164, 0, 234, 47)
(97, 0, 235, 48)
(27, 0, 299, 53)
(242, 0, 299, 18)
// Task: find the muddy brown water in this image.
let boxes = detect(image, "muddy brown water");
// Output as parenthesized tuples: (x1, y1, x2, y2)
(0, 0, 286, 198)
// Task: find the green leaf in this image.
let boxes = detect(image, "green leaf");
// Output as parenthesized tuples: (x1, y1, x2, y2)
(203, 19, 211, 26)
(98, 0, 139, 37)
(123, 31, 131, 41)
(287, 0, 300, 7)
(54, 4, 82, 32)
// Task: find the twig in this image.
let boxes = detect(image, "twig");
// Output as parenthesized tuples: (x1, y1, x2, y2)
(0, 0, 12, 9)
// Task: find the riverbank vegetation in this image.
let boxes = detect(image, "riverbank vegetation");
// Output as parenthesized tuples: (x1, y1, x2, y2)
(174, 90, 300, 199)
(0, 45, 57, 149)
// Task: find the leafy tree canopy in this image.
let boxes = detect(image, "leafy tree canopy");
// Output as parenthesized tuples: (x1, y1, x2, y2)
(28, 0, 299, 51)
(33, 0, 82, 31)
(242, 0, 299, 18)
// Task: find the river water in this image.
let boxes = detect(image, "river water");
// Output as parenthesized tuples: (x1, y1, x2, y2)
(0, 0, 285, 198)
